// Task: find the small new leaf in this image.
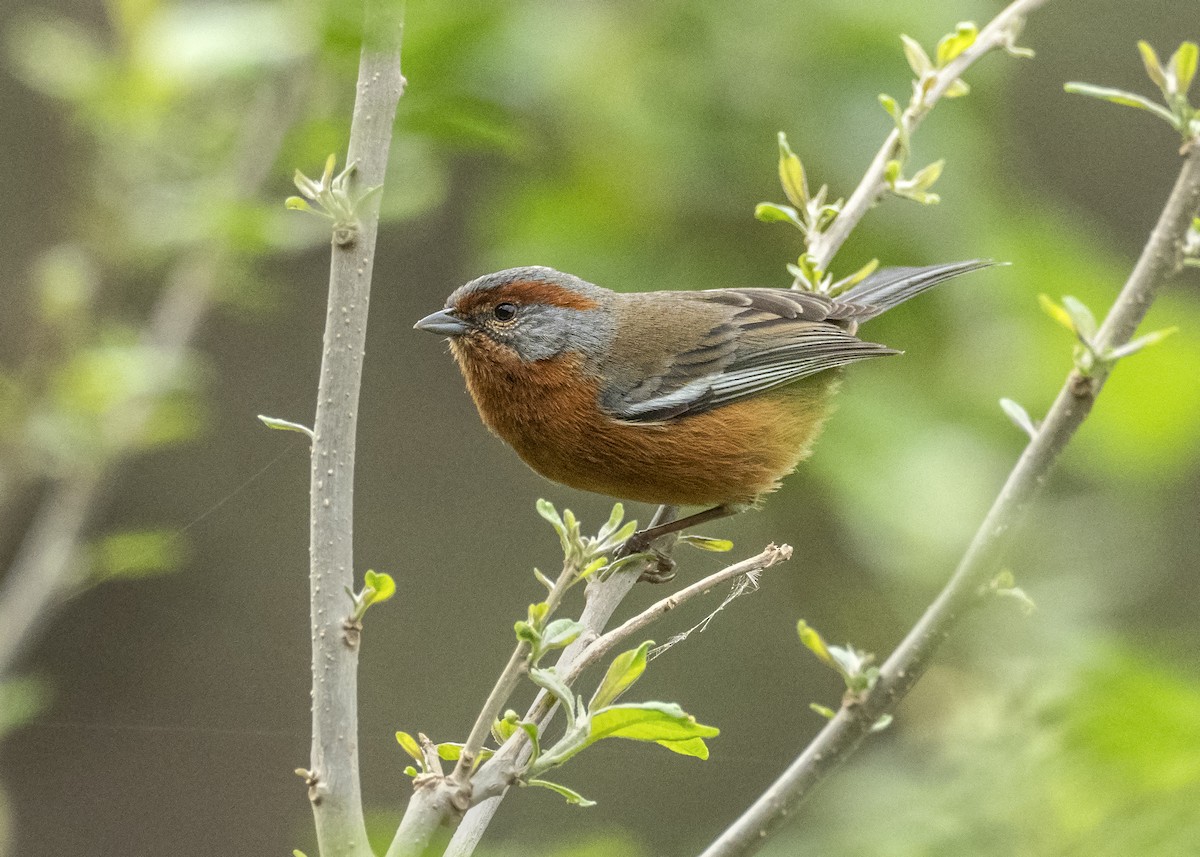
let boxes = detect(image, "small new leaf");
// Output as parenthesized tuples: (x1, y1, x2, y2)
(1107, 326, 1178, 360)
(936, 22, 977, 66)
(870, 714, 894, 733)
(1170, 42, 1199, 97)
(777, 132, 809, 208)
(492, 710, 519, 744)
(524, 778, 596, 807)
(900, 34, 934, 79)
(1038, 294, 1077, 333)
(362, 570, 395, 608)
(540, 618, 585, 651)
(1138, 41, 1169, 93)
(395, 731, 422, 763)
(809, 702, 836, 719)
(591, 641, 651, 710)
(1063, 83, 1178, 127)
(529, 668, 579, 726)
(999, 397, 1038, 440)
(257, 414, 314, 440)
(797, 620, 835, 668)
(755, 202, 806, 231)
(678, 535, 734, 552)
(1061, 295, 1098, 341)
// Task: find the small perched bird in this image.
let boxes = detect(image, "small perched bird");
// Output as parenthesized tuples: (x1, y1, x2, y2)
(415, 261, 989, 557)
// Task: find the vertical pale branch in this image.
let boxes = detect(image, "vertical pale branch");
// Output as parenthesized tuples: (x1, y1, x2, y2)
(698, 143, 1200, 857)
(305, 3, 405, 856)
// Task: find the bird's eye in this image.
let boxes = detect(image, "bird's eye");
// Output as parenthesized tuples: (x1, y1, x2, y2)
(492, 302, 518, 322)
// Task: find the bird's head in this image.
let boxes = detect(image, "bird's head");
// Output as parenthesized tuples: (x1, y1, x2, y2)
(414, 266, 614, 364)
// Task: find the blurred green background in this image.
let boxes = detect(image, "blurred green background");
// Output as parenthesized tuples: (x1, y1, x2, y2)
(1, 0, 1198, 855)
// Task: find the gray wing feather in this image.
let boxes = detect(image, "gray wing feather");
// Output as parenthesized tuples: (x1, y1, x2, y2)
(607, 318, 894, 424)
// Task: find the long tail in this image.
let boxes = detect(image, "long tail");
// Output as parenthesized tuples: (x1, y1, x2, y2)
(841, 259, 995, 321)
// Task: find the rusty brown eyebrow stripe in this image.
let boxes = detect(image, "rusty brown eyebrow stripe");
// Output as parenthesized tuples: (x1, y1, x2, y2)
(455, 279, 601, 314)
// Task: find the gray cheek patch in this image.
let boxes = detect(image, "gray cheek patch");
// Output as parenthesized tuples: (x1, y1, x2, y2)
(511, 306, 616, 364)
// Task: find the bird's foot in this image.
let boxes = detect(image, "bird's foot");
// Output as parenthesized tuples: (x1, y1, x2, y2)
(616, 531, 677, 584)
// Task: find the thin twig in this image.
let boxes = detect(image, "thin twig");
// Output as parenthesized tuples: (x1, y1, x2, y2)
(565, 544, 792, 685)
(306, 3, 405, 856)
(698, 141, 1200, 857)
(808, 0, 1051, 270)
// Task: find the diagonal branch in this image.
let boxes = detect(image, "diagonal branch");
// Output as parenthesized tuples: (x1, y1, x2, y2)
(697, 140, 1200, 857)
(807, 0, 1052, 270)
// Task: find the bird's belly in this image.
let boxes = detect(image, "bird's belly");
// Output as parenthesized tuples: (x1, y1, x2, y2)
(486, 375, 839, 507)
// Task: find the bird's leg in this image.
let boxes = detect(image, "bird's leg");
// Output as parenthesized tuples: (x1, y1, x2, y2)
(617, 504, 743, 583)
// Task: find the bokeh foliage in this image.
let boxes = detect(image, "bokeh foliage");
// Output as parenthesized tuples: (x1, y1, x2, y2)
(1, 0, 1198, 855)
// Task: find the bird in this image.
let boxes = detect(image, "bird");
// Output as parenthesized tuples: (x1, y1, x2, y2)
(415, 261, 990, 569)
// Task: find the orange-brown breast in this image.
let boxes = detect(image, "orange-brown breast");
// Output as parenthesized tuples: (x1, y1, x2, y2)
(451, 335, 838, 506)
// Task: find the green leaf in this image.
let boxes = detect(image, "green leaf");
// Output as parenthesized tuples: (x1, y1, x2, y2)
(524, 778, 596, 807)
(257, 414, 314, 439)
(1038, 294, 1075, 332)
(1108, 326, 1179, 360)
(590, 641, 651, 710)
(492, 710, 519, 744)
(777, 132, 809, 208)
(1138, 40, 1169, 93)
(541, 618, 584, 651)
(402, 766, 418, 778)
(870, 714, 894, 733)
(878, 93, 901, 124)
(809, 702, 836, 719)
(1062, 296, 1098, 341)
(362, 569, 395, 607)
(909, 159, 944, 191)
(999, 397, 1038, 439)
(519, 720, 542, 763)
(597, 503, 626, 542)
(900, 34, 933, 78)
(529, 667, 578, 724)
(294, 850, 309, 857)
(678, 535, 734, 552)
(435, 742, 492, 763)
(284, 196, 313, 212)
(1063, 83, 1178, 126)
(1169, 42, 1199, 97)
(936, 22, 977, 66)
(587, 702, 719, 758)
(754, 202, 806, 230)
(797, 620, 835, 668)
(395, 731, 422, 762)
(514, 620, 540, 645)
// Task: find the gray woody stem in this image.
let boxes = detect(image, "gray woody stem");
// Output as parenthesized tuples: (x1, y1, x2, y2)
(306, 5, 404, 857)
(698, 142, 1200, 857)
(807, 0, 1052, 270)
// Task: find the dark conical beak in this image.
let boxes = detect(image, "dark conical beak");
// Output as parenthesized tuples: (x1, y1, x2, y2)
(414, 309, 469, 336)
